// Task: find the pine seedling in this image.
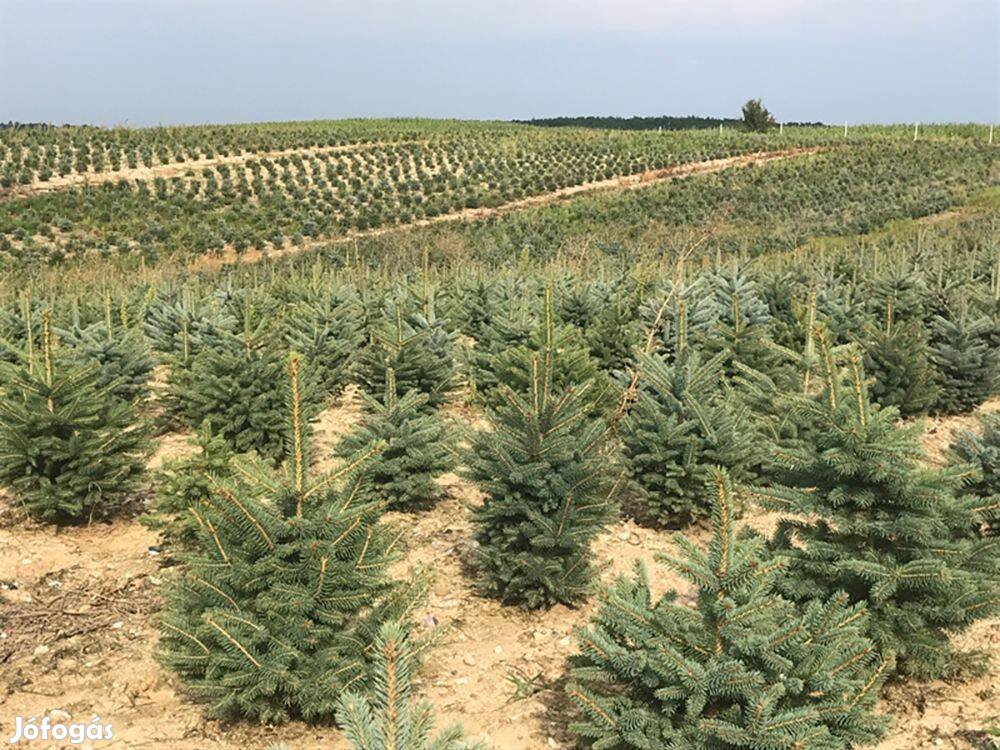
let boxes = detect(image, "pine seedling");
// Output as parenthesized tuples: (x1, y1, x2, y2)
(568, 469, 892, 750)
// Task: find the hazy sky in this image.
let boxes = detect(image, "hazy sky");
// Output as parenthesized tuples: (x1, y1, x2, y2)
(2, 0, 998, 126)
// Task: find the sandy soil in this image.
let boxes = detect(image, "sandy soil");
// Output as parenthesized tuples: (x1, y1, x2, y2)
(1, 392, 996, 749)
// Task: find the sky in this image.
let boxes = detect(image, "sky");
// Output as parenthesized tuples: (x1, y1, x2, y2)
(1, 0, 998, 127)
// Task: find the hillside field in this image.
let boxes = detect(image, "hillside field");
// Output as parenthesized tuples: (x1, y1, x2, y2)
(0, 120, 998, 750)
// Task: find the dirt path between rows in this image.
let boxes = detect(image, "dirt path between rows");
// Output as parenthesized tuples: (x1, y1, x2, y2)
(0, 140, 421, 199)
(194, 146, 823, 271)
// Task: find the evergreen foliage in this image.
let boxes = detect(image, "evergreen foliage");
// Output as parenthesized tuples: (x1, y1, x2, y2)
(465, 289, 536, 400)
(858, 316, 938, 417)
(568, 469, 891, 750)
(141, 421, 234, 554)
(143, 290, 237, 358)
(741, 98, 777, 132)
(355, 304, 456, 411)
(621, 348, 758, 527)
(468, 320, 617, 609)
(336, 368, 455, 511)
(58, 320, 155, 405)
(167, 332, 322, 462)
(480, 284, 611, 417)
(157, 355, 422, 723)
(283, 284, 363, 398)
(929, 313, 998, 415)
(691, 268, 784, 380)
(335, 621, 485, 750)
(752, 343, 1000, 677)
(950, 411, 1000, 535)
(0, 312, 149, 522)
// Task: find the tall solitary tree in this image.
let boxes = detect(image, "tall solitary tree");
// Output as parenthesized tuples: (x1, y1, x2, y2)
(741, 98, 777, 132)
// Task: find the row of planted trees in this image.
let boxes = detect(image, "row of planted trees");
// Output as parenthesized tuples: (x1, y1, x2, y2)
(0, 260, 998, 748)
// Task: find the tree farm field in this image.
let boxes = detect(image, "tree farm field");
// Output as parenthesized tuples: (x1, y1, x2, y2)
(0, 119, 998, 750)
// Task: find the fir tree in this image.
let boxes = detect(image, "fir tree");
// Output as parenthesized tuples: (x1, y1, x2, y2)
(568, 469, 891, 750)
(58, 320, 155, 405)
(336, 621, 485, 750)
(336, 368, 456, 512)
(283, 284, 363, 398)
(584, 296, 641, 374)
(465, 289, 536, 400)
(141, 421, 234, 554)
(752, 343, 999, 677)
(468, 336, 618, 609)
(621, 348, 759, 527)
(156, 354, 422, 723)
(143, 289, 237, 358)
(0, 312, 149, 522)
(929, 313, 998, 415)
(691, 267, 785, 380)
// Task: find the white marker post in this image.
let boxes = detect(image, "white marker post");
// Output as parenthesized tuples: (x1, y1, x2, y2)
(719, 123, 723, 135)
(913, 122, 919, 141)
(990, 124, 995, 145)
(779, 122, 784, 136)
(844, 121, 848, 137)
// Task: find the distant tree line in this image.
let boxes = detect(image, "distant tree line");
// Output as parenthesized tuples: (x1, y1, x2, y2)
(516, 114, 824, 131)
(1, 122, 66, 130)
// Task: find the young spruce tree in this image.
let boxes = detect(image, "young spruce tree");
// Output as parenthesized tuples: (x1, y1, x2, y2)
(950, 411, 1000, 536)
(568, 469, 891, 750)
(0, 311, 149, 522)
(157, 354, 422, 723)
(335, 621, 485, 750)
(468, 303, 618, 609)
(336, 368, 455, 511)
(621, 347, 758, 527)
(355, 303, 456, 411)
(753, 340, 999, 677)
(929, 313, 998, 415)
(141, 420, 234, 554)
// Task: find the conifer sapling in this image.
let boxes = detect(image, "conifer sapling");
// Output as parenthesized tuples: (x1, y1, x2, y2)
(568, 469, 892, 750)
(336, 368, 455, 511)
(156, 354, 423, 723)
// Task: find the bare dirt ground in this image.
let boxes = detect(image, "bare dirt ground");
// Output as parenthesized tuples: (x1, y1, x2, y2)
(1, 392, 996, 749)
(0, 141, 420, 200)
(191, 147, 823, 272)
